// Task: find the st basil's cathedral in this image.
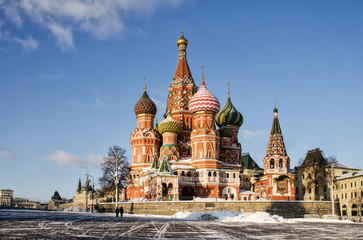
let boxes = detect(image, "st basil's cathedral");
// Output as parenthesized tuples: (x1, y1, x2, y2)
(127, 32, 295, 201)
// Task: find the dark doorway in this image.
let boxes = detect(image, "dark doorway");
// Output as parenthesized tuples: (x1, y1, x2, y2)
(181, 186, 195, 200)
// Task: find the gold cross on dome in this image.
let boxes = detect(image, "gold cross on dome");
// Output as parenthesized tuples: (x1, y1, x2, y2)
(227, 82, 231, 97)
(201, 65, 205, 82)
(144, 76, 147, 91)
(274, 99, 277, 108)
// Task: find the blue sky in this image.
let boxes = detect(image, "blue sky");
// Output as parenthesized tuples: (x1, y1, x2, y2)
(1, 0, 362, 201)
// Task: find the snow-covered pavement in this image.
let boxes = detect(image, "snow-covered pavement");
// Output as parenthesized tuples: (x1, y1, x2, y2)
(0, 209, 362, 239)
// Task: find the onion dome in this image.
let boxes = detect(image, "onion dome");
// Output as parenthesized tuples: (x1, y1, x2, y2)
(134, 88, 157, 116)
(177, 30, 188, 46)
(158, 112, 181, 134)
(188, 78, 220, 114)
(218, 126, 233, 138)
(215, 93, 243, 127)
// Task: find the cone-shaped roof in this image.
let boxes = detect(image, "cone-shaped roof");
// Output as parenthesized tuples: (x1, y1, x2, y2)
(158, 156, 172, 174)
(266, 107, 287, 156)
(173, 31, 194, 85)
(151, 155, 160, 169)
(77, 178, 82, 193)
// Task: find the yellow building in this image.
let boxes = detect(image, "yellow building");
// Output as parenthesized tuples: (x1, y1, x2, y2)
(296, 148, 359, 201)
(0, 189, 13, 207)
(334, 171, 363, 219)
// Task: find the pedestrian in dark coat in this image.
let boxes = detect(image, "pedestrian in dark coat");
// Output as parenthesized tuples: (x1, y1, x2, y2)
(120, 206, 124, 218)
(115, 206, 119, 217)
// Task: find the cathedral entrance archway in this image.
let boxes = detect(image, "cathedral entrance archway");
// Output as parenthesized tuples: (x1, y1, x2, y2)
(181, 186, 195, 200)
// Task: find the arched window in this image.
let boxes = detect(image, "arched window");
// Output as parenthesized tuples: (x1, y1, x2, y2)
(187, 171, 191, 177)
(196, 172, 199, 177)
(181, 171, 185, 176)
(233, 173, 236, 178)
(279, 159, 283, 168)
(213, 172, 217, 177)
(227, 173, 230, 178)
(188, 147, 191, 156)
(208, 171, 212, 177)
(181, 146, 187, 154)
(270, 159, 275, 169)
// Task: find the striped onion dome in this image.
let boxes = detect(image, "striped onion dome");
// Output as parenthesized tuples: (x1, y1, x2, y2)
(188, 79, 220, 114)
(218, 125, 233, 138)
(158, 113, 181, 134)
(215, 94, 243, 127)
(134, 89, 157, 116)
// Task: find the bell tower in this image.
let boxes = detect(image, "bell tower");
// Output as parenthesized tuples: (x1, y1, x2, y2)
(263, 106, 290, 174)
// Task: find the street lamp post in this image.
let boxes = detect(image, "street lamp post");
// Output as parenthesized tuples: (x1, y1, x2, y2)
(78, 164, 89, 212)
(86, 174, 95, 213)
(330, 161, 335, 216)
(114, 147, 120, 210)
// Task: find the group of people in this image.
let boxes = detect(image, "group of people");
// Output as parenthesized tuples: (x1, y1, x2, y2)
(115, 206, 124, 218)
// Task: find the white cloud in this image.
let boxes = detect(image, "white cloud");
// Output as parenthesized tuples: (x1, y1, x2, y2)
(47, 23, 74, 51)
(0, 0, 184, 51)
(2, 1, 22, 27)
(13, 35, 39, 51)
(44, 150, 103, 168)
(241, 129, 264, 140)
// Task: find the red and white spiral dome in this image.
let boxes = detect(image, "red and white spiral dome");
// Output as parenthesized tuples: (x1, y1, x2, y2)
(188, 79, 220, 114)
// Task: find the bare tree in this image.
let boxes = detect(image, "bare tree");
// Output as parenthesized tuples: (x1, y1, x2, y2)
(98, 146, 130, 197)
(298, 148, 334, 200)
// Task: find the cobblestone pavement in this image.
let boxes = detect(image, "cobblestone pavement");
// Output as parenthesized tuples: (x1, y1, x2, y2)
(1, 210, 362, 239)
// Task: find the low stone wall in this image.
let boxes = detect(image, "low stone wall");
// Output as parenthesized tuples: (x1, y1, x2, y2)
(99, 201, 338, 218)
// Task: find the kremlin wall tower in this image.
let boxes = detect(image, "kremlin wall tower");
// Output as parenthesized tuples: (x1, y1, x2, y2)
(127, 32, 295, 201)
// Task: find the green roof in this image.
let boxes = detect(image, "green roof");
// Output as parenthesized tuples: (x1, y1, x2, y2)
(158, 157, 172, 173)
(151, 155, 159, 169)
(241, 153, 263, 170)
(270, 116, 282, 135)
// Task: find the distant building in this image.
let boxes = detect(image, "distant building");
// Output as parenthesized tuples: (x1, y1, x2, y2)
(12, 197, 40, 208)
(334, 171, 363, 219)
(48, 190, 67, 210)
(253, 107, 296, 200)
(0, 189, 13, 207)
(73, 177, 95, 210)
(296, 148, 360, 201)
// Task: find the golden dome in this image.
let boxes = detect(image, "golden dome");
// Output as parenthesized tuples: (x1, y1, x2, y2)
(177, 31, 188, 46)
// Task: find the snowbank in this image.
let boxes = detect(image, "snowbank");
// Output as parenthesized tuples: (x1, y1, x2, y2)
(63, 206, 86, 212)
(172, 211, 294, 223)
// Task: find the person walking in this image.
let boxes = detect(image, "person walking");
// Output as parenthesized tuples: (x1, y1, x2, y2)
(115, 206, 119, 218)
(120, 206, 124, 218)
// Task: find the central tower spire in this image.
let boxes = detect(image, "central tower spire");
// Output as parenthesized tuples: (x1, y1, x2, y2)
(166, 31, 198, 150)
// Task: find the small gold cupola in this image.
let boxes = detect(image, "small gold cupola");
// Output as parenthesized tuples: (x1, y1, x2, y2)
(177, 30, 188, 46)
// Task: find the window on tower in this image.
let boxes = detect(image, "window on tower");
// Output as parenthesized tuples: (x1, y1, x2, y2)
(279, 159, 283, 169)
(270, 159, 275, 169)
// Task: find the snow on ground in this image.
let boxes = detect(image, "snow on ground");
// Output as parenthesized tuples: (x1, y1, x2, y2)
(293, 218, 352, 223)
(63, 206, 86, 212)
(171, 211, 294, 223)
